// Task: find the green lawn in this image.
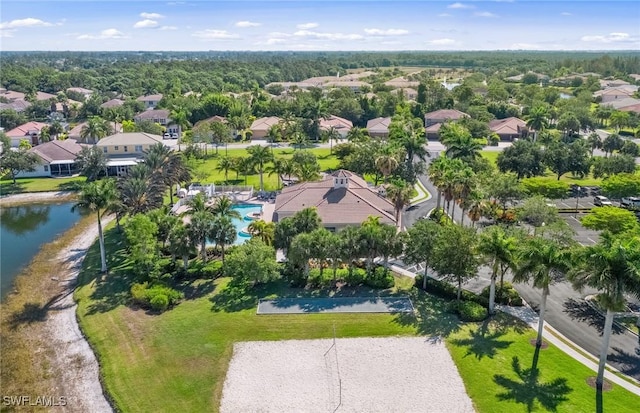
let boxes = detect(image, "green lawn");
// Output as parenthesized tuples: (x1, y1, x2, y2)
(75, 226, 639, 413)
(190, 147, 340, 191)
(0, 176, 85, 195)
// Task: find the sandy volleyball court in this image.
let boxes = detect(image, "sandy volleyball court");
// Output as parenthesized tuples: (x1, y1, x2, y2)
(220, 336, 474, 413)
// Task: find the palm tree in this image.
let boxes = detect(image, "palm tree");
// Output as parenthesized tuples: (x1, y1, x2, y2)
(265, 158, 292, 189)
(587, 132, 602, 157)
(338, 225, 365, 278)
(168, 222, 194, 270)
(247, 220, 275, 246)
(80, 116, 111, 144)
(568, 233, 640, 390)
(512, 237, 571, 348)
(246, 144, 273, 192)
(72, 179, 118, 272)
(400, 133, 429, 183)
(216, 156, 234, 183)
(360, 216, 383, 275)
(144, 143, 191, 205)
(427, 156, 448, 210)
(452, 166, 476, 225)
(289, 232, 315, 278)
(346, 127, 370, 143)
(526, 106, 549, 143)
(375, 154, 399, 184)
(477, 225, 518, 314)
(385, 180, 413, 229)
(75, 146, 107, 182)
(441, 123, 483, 162)
(189, 210, 214, 262)
(405, 219, 440, 289)
(168, 106, 192, 139)
(210, 216, 236, 266)
(320, 126, 341, 154)
(185, 192, 211, 214)
(211, 195, 241, 220)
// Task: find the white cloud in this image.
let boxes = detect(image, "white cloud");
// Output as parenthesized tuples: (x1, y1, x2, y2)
(0, 30, 14, 38)
(581, 32, 632, 43)
(77, 28, 127, 40)
(192, 29, 240, 40)
(561, 12, 572, 16)
(133, 19, 159, 29)
(448, 3, 474, 9)
(364, 28, 409, 36)
(475, 12, 498, 17)
(269, 32, 292, 38)
(265, 38, 287, 45)
(510, 43, 542, 50)
(438, 13, 452, 17)
(235, 21, 261, 28)
(297, 22, 318, 30)
(140, 12, 165, 19)
(0, 18, 54, 29)
(428, 38, 456, 45)
(293, 30, 363, 41)
(159, 26, 178, 31)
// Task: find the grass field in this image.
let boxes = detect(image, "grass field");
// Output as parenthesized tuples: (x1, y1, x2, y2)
(190, 147, 340, 191)
(0, 176, 85, 195)
(74, 226, 640, 412)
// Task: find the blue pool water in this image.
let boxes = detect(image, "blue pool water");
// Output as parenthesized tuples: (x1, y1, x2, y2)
(230, 203, 263, 245)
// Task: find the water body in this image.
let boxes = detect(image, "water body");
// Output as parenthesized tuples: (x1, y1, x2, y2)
(0, 202, 83, 301)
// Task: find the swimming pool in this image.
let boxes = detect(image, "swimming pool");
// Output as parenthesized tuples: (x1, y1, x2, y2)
(230, 203, 263, 245)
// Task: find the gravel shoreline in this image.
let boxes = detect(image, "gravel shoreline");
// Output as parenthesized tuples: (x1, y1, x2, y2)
(44, 216, 114, 412)
(0, 191, 77, 206)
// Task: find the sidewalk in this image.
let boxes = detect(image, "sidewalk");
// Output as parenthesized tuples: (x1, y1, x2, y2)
(497, 302, 640, 396)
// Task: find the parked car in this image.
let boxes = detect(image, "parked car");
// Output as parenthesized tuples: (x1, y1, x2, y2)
(621, 196, 640, 210)
(163, 132, 171, 139)
(593, 195, 612, 207)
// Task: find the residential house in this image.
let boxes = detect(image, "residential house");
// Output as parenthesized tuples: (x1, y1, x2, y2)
(250, 116, 281, 139)
(66, 87, 93, 99)
(384, 77, 420, 89)
(323, 80, 371, 93)
(391, 87, 418, 101)
(100, 98, 125, 109)
(366, 117, 391, 139)
(424, 109, 469, 140)
(36, 91, 57, 101)
(68, 121, 123, 143)
(5, 121, 49, 147)
(599, 79, 631, 88)
(0, 99, 31, 112)
(194, 115, 227, 128)
(488, 117, 528, 141)
(603, 97, 640, 110)
(134, 109, 179, 137)
(96, 132, 164, 176)
(594, 87, 638, 103)
(17, 139, 84, 178)
(273, 170, 396, 231)
(136, 94, 163, 109)
(319, 115, 352, 138)
(0, 90, 25, 101)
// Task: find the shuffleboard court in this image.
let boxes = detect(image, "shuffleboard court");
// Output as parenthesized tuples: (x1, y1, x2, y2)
(257, 296, 414, 314)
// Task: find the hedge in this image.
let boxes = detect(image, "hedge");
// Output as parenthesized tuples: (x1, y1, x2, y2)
(479, 282, 524, 306)
(131, 282, 184, 312)
(415, 275, 489, 307)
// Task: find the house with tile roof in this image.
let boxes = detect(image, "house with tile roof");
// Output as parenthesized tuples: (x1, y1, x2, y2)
(273, 170, 396, 231)
(0, 99, 31, 113)
(488, 117, 528, 141)
(96, 132, 164, 176)
(5, 121, 50, 147)
(319, 115, 353, 138)
(424, 109, 469, 140)
(66, 87, 93, 98)
(250, 116, 281, 139)
(136, 94, 163, 109)
(134, 109, 179, 137)
(366, 117, 391, 139)
(100, 98, 125, 109)
(594, 87, 638, 103)
(384, 77, 420, 88)
(0, 90, 26, 101)
(17, 139, 85, 178)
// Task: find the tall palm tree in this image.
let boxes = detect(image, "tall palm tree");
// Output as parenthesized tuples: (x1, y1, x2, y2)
(210, 215, 236, 266)
(427, 156, 448, 210)
(216, 156, 234, 183)
(346, 127, 370, 143)
(144, 143, 191, 205)
(189, 210, 214, 262)
(338, 225, 365, 278)
(360, 216, 383, 274)
(526, 106, 549, 143)
(168, 106, 192, 138)
(405, 219, 440, 289)
(587, 132, 602, 157)
(441, 123, 483, 162)
(246, 144, 273, 192)
(385, 180, 413, 229)
(568, 233, 640, 390)
(72, 179, 118, 272)
(512, 237, 571, 347)
(375, 154, 399, 184)
(168, 222, 194, 270)
(80, 116, 111, 144)
(320, 126, 341, 154)
(289, 232, 315, 278)
(211, 195, 241, 220)
(452, 166, 476, 225)
(75, 146, 107, 182)
(247, 219, 275, 246)
(186, 192, 211, 214)
(265, 158, 292, 189)
(477, 225, 518, 314)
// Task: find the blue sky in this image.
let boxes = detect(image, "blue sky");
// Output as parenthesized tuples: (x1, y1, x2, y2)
(1, 1, 639, 51)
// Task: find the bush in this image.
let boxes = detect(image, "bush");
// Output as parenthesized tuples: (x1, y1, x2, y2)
(488, 133, 500, 146)
(343, 267, 366, 286)
(364, 266, 394, 289)
(130, 282, 183, 312)
(415, 275, 489, 307)
(480, 282, 524, 306)
(201, 261, 223, 278)
(458, 301, 488, 321)
(428, 208, 448, 224)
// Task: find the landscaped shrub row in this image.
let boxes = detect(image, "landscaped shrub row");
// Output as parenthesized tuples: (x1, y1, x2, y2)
(131, 282, 184, 312)
(479, 282, 523, 306)
(414, 275, 489, 307)
(447, 301, 488, 322)
(283, 264, 393, 289)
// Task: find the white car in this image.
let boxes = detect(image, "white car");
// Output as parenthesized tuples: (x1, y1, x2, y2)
(593, 195, 612, 207)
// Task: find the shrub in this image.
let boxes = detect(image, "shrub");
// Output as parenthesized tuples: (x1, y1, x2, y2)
(343, 267, 366, 286)
(415, 275, 489, 307)
(480, 282, 524, 306)
(458, 301, 488, 322)
(280, 262, 306, 288)
(488, 133, 500, 146)
(130, 282, 183, 312)
(201, 261, 223, 278)
(364, 266, 394, 289)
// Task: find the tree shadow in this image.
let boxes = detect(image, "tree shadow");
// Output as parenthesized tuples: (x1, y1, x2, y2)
(608, 346, 640, 380)
(176, 278, 217, 300)
(450, 318, 514, 360)
(0, 182, 26, 195)
(563, 298, 624, 335)
(7, 289, 74, 330)
(494, 355, 572, 413)
(392, 289, 461, 341)
(210, 279, 283, 312)
(57, 181, 84, 191)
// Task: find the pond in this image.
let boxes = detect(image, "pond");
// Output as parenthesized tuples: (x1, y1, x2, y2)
(0, 202, 83, 301)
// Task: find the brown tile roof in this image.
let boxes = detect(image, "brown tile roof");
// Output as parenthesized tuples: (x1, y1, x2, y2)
(66, 87, 93, 95)
(136, 94, 164, 102)
(30, 139, 84, 163)
(275, 170, 396, 226)
(488, 117, 527, 135)
(384, 77, 420, 88)
(0, 99, 31, 112)
(250, 116, 281, 132)
(5, 121, 49, 137)
(36, 91, 57, 101)
(100, 98, 125, 108)
(425, 123, 443, 133)
(1, 90, 25, 101)
(424, 109, 469, 120)
(194, 115, 227, 128)
(620, 103, 640, 114)
(366, 117, 391, 134)
(320, 115, 352, 131)
(97, 132, 163, 146)
(134, 109, 170, 120)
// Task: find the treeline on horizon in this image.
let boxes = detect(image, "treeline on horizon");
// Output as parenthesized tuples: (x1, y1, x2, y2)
(1, 50, 639, 96)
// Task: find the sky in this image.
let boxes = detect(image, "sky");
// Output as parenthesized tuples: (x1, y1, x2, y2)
(1, 1, 639, 51)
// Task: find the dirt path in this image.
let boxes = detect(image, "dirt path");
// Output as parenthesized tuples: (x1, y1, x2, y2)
(45, 215, 114, 413)
(0, 191, 77, 206)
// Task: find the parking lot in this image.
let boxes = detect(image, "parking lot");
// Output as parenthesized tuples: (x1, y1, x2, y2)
(561, 213, 600, 246)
